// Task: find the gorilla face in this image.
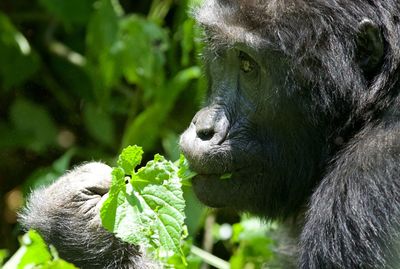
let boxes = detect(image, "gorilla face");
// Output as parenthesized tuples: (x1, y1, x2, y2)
(180, 44, 326, 218)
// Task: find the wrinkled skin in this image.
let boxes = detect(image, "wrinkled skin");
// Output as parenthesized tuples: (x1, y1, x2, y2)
(20, 0, 400, 268)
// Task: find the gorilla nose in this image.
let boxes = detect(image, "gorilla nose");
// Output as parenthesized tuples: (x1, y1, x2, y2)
(194, 112, 216, 141)
(193, 108, 228, 144)
(197, 127, 214, 141)
(179, 107, 230, 174)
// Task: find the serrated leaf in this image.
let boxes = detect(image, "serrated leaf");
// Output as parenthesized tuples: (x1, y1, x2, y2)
(101, 148, 196, 263)
(117, 145, 143, 175)
(105, 184, 152, 246)
(135, 154, 177, 184)
(139, 181, 185, 253)
(111, 173, 185, 254)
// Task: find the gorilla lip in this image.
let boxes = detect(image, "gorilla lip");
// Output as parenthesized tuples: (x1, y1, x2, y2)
(195, 169, 239, 179)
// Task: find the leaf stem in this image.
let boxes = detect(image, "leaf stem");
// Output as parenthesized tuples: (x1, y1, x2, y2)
(190, 246, 230, 269)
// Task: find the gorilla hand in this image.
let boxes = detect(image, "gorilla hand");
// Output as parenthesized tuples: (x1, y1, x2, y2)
(19, 162, 155, 269)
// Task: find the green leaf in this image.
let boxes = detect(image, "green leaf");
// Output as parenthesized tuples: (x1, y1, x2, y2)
(0, 12, 40, 89)
(2, 230, 77, 269)
(177, 154, 197, 184)
(111, 169, 186, 255)
(220, 173, 232, 180)
(3, 230, 51, 269)
(10, 99, 57, 152)
(40, 259, 77, 269)
(180, 19, 196, 66)
(136, 181, 186, 253)
(86, 0, 121, 102)
(117, 145, 143, 175)
(38, 0, 96, 25)
(101, 147, 198, 264)
(121, 104, 165, 151)
(0, 249, 9, 266)
(22, 150, 75, 197)
(118, 15, 168, 92)
(135, 154, 176, 184)
(230, 217, 278, 269)
(86, 0, 120, 55)
(83, 103, 116, 146)
(160, 66, 201, 104)
(100, 167, 126, 231)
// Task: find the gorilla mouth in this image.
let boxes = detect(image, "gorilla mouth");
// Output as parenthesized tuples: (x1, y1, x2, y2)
(193, 165, 246, 181)
(196, 172, 233, 180)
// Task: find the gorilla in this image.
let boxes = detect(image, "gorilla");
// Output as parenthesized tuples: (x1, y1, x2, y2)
(19, 0, 400, 268)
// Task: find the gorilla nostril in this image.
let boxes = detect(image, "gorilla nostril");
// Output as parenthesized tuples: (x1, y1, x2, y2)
(197, 128, 215, 141)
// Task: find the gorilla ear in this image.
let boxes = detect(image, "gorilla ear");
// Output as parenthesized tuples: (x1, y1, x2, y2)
(355, 19, 384, 79)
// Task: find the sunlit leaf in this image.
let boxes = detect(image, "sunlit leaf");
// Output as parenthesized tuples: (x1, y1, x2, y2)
(0, 249, 9, 266)
(100, 167, 126, 231)
(117, 145, 143, 175)
(230, 218, 278, 269)
(2, 230, 77, 269)
(101, 146, 197, 264)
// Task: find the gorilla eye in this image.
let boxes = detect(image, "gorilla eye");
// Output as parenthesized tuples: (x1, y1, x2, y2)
(239, 51, 257, 73)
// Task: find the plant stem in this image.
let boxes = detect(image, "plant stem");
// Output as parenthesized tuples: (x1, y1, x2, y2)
(190, 246, 230, 269)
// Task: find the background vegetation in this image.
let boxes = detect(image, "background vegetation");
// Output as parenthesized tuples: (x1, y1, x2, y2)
(0, 0, 281, 267)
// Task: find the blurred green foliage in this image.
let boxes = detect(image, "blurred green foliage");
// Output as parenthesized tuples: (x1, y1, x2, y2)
(0, 0, 204, 256)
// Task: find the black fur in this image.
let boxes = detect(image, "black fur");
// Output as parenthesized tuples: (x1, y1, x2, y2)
(180, 0, 400, 268)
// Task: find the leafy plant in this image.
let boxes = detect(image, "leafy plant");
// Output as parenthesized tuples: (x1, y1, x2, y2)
(230, 217, 280, 268)
(101, 145, 195, 265)
(2, 230, 76, 269)
(0, 0, 204, 253)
